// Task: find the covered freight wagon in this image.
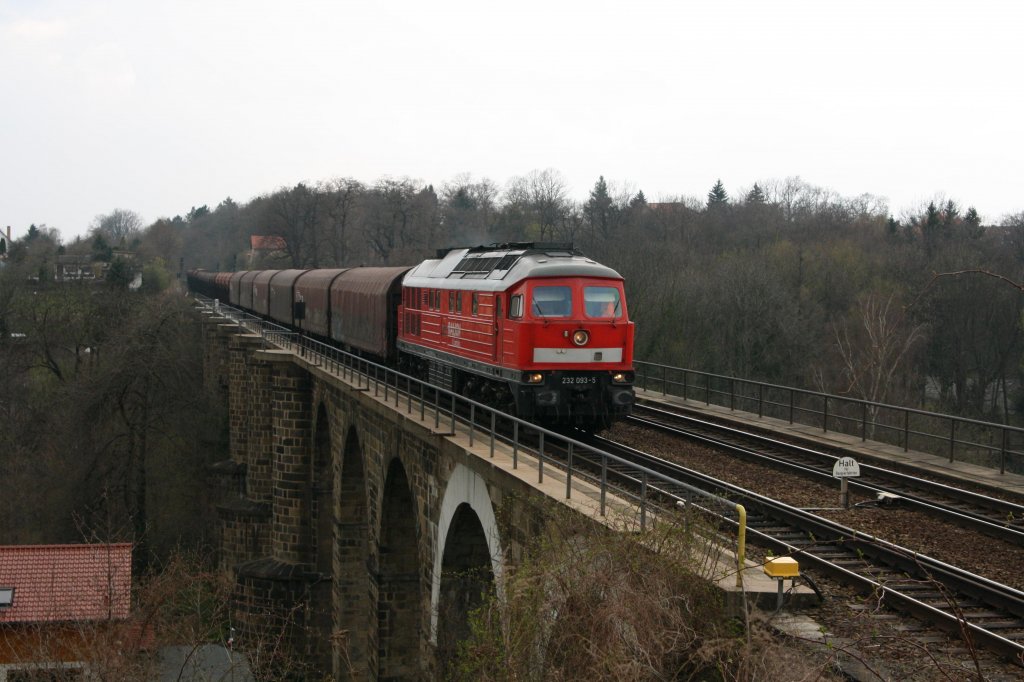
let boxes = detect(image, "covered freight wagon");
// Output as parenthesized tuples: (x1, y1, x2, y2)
(293, 269, 349, 338)
(267, 269, 310, 327)
(236, 271, 260, 309)
(329, 267, 410, 359)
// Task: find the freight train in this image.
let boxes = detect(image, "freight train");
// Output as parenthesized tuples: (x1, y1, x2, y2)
(188, 242, 635, 430)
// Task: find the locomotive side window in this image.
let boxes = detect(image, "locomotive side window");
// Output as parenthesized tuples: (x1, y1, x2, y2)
(448, 291, 455, 312)
(584, 286, 621, 318)
(510, 294, 523, 319)
(456, 292, 463, 314)
(472, 293, 479, 315)
(531, 286, 572, 317)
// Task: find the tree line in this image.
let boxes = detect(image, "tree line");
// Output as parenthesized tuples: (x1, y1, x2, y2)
(7, 169, 1024, 429)
(167, 171, 1022, 423)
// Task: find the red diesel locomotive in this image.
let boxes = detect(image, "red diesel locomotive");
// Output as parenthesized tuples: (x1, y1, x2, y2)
(188, 242, 635, 429)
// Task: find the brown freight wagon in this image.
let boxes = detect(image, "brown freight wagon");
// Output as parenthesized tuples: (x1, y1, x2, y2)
(236, 271, 260, 309)
(293, 269, 349, 338)
(267, 269, 310, 327)
(329, 267, 410, 359)
(250, 270, 281, 317)
(214, 272, 233, 300)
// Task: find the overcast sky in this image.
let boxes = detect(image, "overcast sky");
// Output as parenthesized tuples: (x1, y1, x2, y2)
(1, 0, 1021, 241)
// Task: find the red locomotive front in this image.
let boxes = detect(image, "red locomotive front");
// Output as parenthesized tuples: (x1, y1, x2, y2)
(397, 243, 634, 429)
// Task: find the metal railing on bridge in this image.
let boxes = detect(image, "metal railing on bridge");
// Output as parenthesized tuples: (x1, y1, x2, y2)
(199, 297, 749, 585)
(636, 361, 1024, 476)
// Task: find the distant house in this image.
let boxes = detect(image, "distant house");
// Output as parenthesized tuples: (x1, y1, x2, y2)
(54, 255, 99, 281)
(54, 249, 139, 284)
(0, 544, 133, 680)
(247, 235, 287, 268)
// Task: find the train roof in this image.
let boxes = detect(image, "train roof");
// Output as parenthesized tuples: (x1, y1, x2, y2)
(402, 243, 622, 292)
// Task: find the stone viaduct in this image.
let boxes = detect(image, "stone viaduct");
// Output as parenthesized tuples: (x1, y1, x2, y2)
(198, 308, 646, 680)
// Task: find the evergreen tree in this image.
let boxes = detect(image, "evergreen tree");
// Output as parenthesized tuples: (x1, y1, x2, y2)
(186, 205, 210, 222)
(707, 179, 729, 209)
(745, 183, 766, 205)
(963, 206, 982, 238)
(106, 257, 133, 289)
(584, 176, 615, 239)
(941, 199, 960, 227)
(629, 190, 647, 209)
(92, 234, 113, 262)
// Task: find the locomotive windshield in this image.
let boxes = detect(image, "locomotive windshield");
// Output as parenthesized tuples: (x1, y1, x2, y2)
(531, 286, 572, 317)
(584, 286, 621, 318)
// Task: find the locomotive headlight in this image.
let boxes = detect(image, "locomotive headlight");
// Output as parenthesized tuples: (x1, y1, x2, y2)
(525, 372, 545, 384)
(611, 372, 633, 384)
(571, 330, 589, 346)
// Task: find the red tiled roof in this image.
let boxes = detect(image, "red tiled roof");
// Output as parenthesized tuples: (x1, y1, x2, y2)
(250, 235, 287, 251)
(0, 544, 132, 623)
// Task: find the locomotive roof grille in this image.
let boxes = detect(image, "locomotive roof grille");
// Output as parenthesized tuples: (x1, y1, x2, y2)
(448, 253, 529, 279)
(453, 256, 502, 273)
(495, 254, 520, 271)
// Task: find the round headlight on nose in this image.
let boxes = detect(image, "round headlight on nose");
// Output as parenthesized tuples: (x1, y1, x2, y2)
(572, 330, 589, 346)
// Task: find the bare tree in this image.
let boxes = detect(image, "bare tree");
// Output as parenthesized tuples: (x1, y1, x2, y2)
(318, 177, 364, 265)
(361, 177, 437, 263)
(828, 292, 924, 419)
(265, 183, 322, 267)
(505, 169, 570, 242)
(440, 174, 500, 245)
(91, 209, 144, 246)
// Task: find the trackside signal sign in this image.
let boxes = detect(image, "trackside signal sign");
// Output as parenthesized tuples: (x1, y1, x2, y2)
(832, 457, 860, 478)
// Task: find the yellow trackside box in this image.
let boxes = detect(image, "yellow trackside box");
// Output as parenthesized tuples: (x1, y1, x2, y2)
(764, 557, 799, 578)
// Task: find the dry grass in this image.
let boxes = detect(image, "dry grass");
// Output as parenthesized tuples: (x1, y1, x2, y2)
(448, 507, 842, 681)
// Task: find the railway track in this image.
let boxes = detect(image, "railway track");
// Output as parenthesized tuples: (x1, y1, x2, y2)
(631, 402, 1024, 546)
(562, 432, 1024, 666)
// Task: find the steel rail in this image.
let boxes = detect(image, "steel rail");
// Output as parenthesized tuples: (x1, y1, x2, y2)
(632, 403, 1024, 546)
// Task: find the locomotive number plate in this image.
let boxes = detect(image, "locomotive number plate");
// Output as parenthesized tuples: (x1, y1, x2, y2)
(561, 376, 597, 385)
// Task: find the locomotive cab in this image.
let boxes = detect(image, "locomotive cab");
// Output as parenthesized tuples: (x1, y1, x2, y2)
(507, 277, 635, 428)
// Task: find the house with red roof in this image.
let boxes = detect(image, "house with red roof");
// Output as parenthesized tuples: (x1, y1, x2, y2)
(246, 235, 288, 268)
(0, 544, 133, 680)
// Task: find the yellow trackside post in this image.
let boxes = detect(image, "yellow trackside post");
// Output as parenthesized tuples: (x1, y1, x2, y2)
(735, 504, 746, 588)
